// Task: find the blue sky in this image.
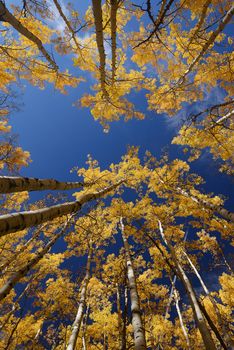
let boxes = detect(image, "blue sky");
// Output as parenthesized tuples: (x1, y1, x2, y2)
(10, 75, 233, 211)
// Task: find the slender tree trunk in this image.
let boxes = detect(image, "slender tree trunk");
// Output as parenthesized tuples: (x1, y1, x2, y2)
(164, 230, 188, 318)
(157, 221, 216, 350)
(187, 0, 211, 49)
(175, 186, 234, 223)
(165, 275, 177, 317)
(92, 0, 109, 99)
(184, 251, 234, 349)
(31, 320, 44, 347)
(0, 180, 123, 237)
(197, 300, 229, 350)
(0, 217, 72, 301)
(0, 176, 91, 194)
(170, 248, 216, 350)
(182, 5, 234, 79)
(174, 288, 191, 348)
(210, 109, 234, 128)
(158, 176, 234, 222)
(120, 217, 147, 350)
(146, 228, 232, 350)
(66, 246, 92, 350)
(103, 333, 108, 350)
(116, 282, 123, 348)
(0, 280, 31, 329)
(110, 0, 117, 84)
(52, 0, 82, 54)
(0, 224, 45, 273)
(121, 283, 128, 350)
(0, 1, 58, 70)
(82, 334, 87, 350)
(81, 304, 89, 350)
(184, 252, 209, 294)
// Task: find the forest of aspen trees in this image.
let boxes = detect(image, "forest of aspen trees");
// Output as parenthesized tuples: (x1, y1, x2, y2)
(0, 0, 233, 349)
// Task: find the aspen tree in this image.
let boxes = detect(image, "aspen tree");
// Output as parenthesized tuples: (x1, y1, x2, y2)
(184, 251, 234, 349)
(66, 245, 92, 350)
(120, 217, 147, 350)
(173, 287, 191, 349)
(0, 216, 73, 301)
(92, 0, 109, 99)
(52, 0, 83, 55)
(0, 180, 123, 237)
(0, 175, 91, 194)
(110, 0, 118, 84)
(180, 5, 234, 81)
(157, 221, 216, 350)
(0, 1, 58, 70)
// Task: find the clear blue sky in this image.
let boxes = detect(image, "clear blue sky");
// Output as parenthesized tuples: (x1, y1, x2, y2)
(10, 76, 233, 210)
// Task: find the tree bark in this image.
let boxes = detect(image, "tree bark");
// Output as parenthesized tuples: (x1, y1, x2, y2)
(182, 5, 234, 80)
(187, 0, 211, 48)
(0, 176, 90, 194)
(209, 109, 234, 128)
(81, 304, 89, 350)
(174, 288, 191, 349)
(0, 224, 45, 273)
(121, 284, 128, 350)
(157, 176, 234, 223)
(66, 246, 92, 350)
(157, 221, 216, 350)
(0, 217, 72, 301)
(0, 279, 31, 329)
(176, 186, 234, 223)
(120, 217, 147, 350)
(170, 248, 216, 350)
(92, 0, 109, 99)
(110, 0, 117, 84)
(52, 0, 84, 59)
(116, 282, 123, 348)
(184, 251, 233, 349)
(0, 1, 58, 70)
(0, 180, 123, 237)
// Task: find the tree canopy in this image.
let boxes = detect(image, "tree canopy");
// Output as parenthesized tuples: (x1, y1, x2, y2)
(0, 1, 233, 349)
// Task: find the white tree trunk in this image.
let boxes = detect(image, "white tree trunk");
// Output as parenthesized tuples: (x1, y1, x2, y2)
(157, 220, 216, 350)
(0, 280, 31, 329)
(171, 249, 216, 350)
(0, 176, 90, 194)
(182, 5, 234, 79)
(158, 176, 234, 223)
(176, 186, 234, 223)
(187, 0, 211, 48)
(81, 304, 89, 350)
(0, 224, 45, 273)
(0, 217, 73, 301)
(174, 288, 191, 348)
(183, 251, 209, 294)
(66, 246, 92, 350)
(210, 109, 234, 128)
(120, 217, 147, 350)
(0, 180, 123, 237)
(184, 251, 234, 349)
